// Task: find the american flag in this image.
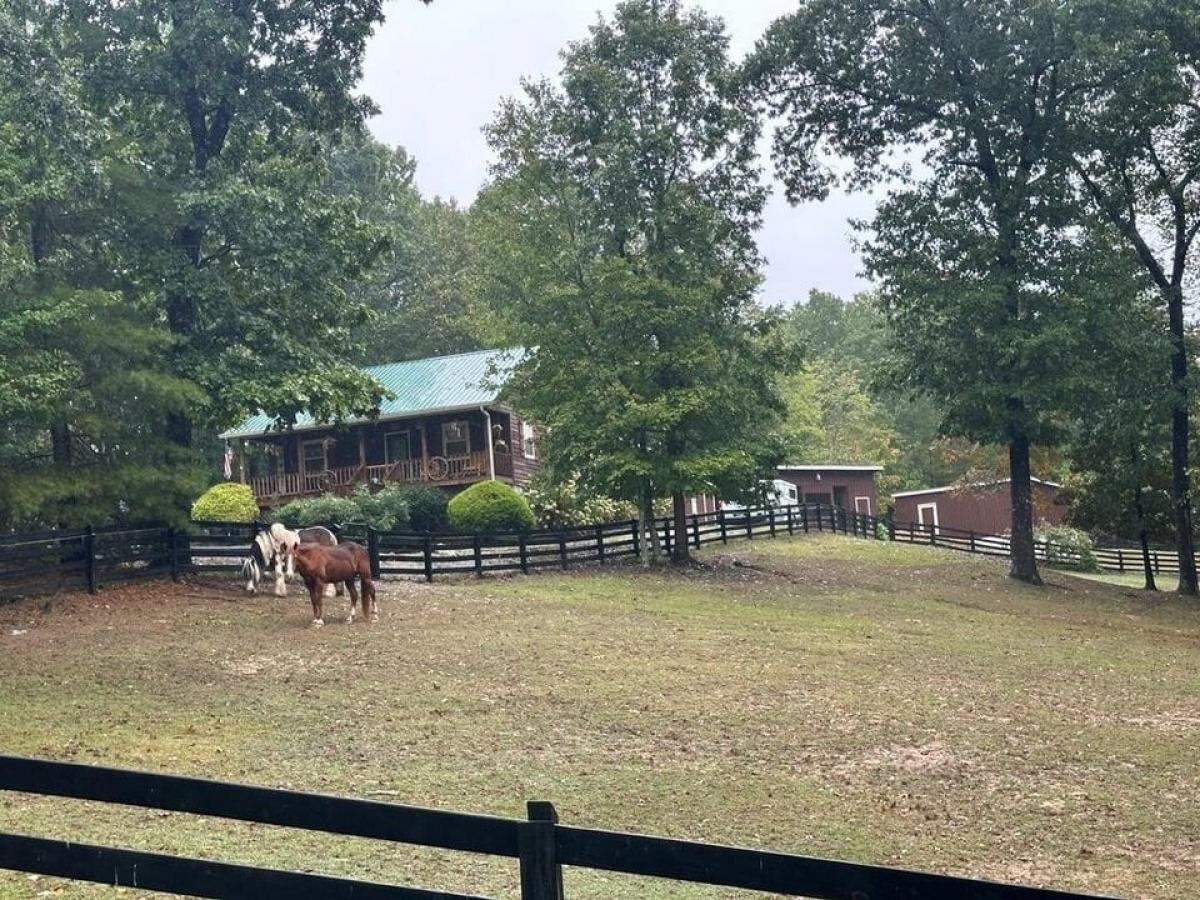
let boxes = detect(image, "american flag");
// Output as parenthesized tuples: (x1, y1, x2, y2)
(223, 445, 234, 480)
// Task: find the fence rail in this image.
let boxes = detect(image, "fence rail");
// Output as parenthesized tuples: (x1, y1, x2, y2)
(0, 754, 1108, 899)
(0, 502, 1178, 598)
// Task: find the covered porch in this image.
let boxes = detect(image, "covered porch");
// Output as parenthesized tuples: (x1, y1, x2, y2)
(237, 407, 521, 504)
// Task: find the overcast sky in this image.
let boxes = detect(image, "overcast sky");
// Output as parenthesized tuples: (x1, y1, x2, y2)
(360, 0, 876, 306)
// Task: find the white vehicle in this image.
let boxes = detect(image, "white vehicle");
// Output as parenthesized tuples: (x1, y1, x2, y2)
(722, 479, 799, 510)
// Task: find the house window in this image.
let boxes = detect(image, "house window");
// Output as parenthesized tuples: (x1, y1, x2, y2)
(385, 431, 411, 464)
(442, 421, 470, 457)
(301, 439, 327, 474)
(787, 487, 798, 503)
(521, 421, 537, 459)
(854, 496, 872, 515)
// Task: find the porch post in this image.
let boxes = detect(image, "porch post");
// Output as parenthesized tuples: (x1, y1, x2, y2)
(358, 430, 366, 468)
(482, 407, 496, 480)
(419, 423, 429, 480)
(237, 441, 248, 485)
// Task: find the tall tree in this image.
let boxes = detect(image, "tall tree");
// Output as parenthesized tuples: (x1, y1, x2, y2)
(476, 0, 791, 563)
(326, 134, 484, 363)
(748, 0, 1104, 583)
(1059, 1, 1200, 594)
(63, 0, 428, 481)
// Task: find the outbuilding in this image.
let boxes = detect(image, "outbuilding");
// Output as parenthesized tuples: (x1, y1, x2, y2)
(891, 477, 1067, 535)
(773, 465, 884, 515)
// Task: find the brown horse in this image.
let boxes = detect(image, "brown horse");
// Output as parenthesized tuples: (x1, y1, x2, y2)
(290, 542, 377, 627)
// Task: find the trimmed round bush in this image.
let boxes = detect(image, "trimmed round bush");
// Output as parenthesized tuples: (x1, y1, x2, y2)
(448, 481, 535, 533)
(274, 493, 361, 529)
(191, 483, 259, 522)
(401, 485, 450, 532)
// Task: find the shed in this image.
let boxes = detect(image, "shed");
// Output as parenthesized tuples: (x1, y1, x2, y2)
(774, 465, 883, 515)
(891, 478, 1067, 535)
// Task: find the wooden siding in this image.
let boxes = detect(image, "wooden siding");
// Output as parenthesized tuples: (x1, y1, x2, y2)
(892, 481, 1067, 534)
(775, 468, 879, 515)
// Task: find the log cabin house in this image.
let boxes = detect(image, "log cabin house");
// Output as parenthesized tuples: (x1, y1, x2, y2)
(220, 349, 538, 508)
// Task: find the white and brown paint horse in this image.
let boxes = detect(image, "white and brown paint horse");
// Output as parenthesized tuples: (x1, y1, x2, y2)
(290, 541, 377, 627)
(241, 524, 340, 597)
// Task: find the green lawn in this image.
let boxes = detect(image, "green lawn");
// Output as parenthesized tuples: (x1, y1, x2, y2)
(1, 535, 1197, 899)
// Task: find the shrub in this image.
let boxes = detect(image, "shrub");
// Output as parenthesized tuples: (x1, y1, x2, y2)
(448, 481, 535, 533)
(274, 493, 360, 529)
(524, 474, 636, 528)
(1036, 524, 1100, 572)
(346, 485, 410, 531)
(190, 483, 258, 522)
(400, 485, 450, 532)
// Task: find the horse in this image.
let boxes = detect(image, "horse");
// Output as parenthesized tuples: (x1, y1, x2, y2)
(289, 541, 377, 627)
(241, 524, 340, 597)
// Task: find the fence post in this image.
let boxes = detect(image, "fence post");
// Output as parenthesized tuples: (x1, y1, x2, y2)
(1153, 550, 1160, 574)
(786, 506, 794, 535)
(596, 525, 606, 564)
(929, 524, 936, 546)
(423, 533, 433, 583)
(768, 508, 777, 538)
(887, 514, 895, 542)
(630, 520, 640, 559)
(802, 505, 809, 533)
(691, 514, 701, 549)
(969, 530, 976, 554)
(474, 534, 484, 577)
(519, 801, 564, 900)
(165, 527, 179, 583)
(367, 527, 381, 579)
(746, 510, 753, 540)
(84, 526, 98, 594)
(663, 517, 673, 556)
(520, 532, 530, 574)
(558, 531, 568, 570)
(1117, 549, 1124, 573)
(720, 512, 728, 544)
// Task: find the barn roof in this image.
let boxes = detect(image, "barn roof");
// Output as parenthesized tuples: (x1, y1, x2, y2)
(892, 477, 1062, 499)
(777, 464, 884, 472)
(220, 348, 523, 439)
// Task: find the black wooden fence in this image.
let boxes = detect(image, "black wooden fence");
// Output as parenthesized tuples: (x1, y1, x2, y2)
(0, 754, 1109, 899)
(0, 502, 1165, 598)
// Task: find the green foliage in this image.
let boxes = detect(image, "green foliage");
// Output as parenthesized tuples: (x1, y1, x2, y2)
(476, 0, 794, 559)
(274, 494, 362, 530)
(274, 485, 409, 531)
(398, 486, 450, 533)
(447, 482, 535, 534)
(325, 135, 486, 364)
(1036, 525, 1100, 573)
(524, 473, 638, 528)
(191, 483, 259, 523)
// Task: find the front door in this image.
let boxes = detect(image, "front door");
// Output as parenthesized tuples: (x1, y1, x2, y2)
(833, 486, 849, 509)
(301, 439, 327, 476)
(385, 431, 412, 464)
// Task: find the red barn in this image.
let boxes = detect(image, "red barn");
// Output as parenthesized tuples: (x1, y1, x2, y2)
(891, 478, 1067, 534)
(774, 465, 883, 515)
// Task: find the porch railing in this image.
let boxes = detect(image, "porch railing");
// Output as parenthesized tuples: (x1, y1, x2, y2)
(248, 450, 497, 499)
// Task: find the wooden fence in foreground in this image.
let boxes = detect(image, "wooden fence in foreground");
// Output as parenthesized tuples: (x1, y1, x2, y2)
(0, 754, 1108, 899)
(0, 502, 1172, 598)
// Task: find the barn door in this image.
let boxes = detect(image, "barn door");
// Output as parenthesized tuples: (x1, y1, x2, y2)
(917, 502, 939, 534)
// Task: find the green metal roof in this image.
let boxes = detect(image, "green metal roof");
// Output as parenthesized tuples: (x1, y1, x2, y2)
(220, 348, 521, 439)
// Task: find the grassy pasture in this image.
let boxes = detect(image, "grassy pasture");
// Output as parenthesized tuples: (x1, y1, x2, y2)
(0, 535, 1197, 899)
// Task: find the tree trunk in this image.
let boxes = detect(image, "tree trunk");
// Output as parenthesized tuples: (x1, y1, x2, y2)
(164, 223, 203, 452)
(671, 491, 690, 564)
(1166, 283, 1197, 594)
(639, 479, 660, 565)
(1008, 429, 1042, 585)
(50, 420, 72, 467)
(1133, 476, 1157, 592)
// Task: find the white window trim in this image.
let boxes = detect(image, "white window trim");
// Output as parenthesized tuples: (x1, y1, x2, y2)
(384, 430, 411, 464)
(854, 496, 872, 515)
(521, 421, 537, 460)
(301, 439, 327, 475)
(442, 420, 471, 458)
(917, 502, 940, 532)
